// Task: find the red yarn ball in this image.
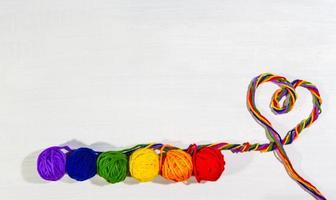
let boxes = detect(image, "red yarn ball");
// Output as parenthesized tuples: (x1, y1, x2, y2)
(193, 147, 225, 182)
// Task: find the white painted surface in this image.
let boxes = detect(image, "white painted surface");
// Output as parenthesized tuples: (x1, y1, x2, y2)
(0, 0, 335, 199)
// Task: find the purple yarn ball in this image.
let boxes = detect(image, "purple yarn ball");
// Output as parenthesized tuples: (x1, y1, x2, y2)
(37, 146, 67, 181)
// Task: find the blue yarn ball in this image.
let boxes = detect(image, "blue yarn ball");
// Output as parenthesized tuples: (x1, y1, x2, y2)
(66, 147, 98, 181)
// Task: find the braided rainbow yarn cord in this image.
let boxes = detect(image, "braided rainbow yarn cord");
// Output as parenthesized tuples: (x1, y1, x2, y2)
(36, 73, 326, 200)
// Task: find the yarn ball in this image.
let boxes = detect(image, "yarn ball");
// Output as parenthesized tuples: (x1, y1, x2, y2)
(66, 147, 98, 181)
(161, 149, 193, 182)
(129, 148, 159, 182)
(97, 151, 128, 184)
(37, 146, 67, 181)
(193, 147, 225, 182)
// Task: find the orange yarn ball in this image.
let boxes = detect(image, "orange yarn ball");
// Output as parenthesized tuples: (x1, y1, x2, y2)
(161, 149, 193, 182)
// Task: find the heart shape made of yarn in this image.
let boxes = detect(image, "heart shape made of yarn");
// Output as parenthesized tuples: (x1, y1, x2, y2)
(246, 73, 325, 200)
(246, 73, 322, 148)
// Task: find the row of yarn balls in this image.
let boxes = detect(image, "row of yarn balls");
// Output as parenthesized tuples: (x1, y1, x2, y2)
(37, 146, 225, 183)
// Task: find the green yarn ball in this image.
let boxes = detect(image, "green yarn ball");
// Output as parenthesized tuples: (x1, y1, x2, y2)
(97, 151, 128, 184)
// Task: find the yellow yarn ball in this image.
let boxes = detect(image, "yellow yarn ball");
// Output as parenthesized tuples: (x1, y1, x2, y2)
(129, 148, 159, 182)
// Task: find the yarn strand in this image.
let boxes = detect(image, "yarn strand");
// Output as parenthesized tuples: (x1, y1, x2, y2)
(245, 73, 325, 200)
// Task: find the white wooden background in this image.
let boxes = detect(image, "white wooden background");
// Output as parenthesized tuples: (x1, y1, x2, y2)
(0, 0, 335, 199)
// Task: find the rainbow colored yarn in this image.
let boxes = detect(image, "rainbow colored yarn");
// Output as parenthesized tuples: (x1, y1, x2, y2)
(36, 73, 326, 200)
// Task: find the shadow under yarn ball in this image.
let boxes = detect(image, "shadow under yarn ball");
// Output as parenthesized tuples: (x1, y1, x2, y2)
(66, 148, 98, 181)
(97, 151, 128, 184)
